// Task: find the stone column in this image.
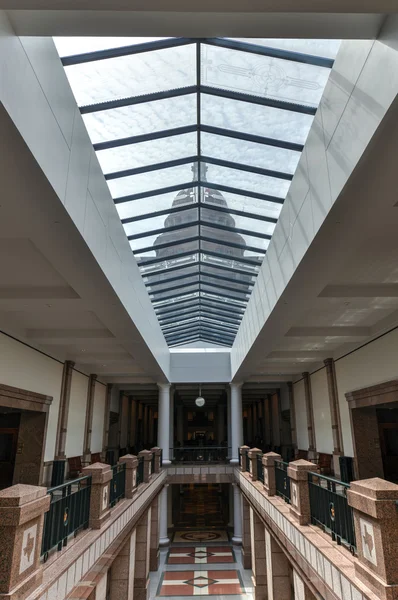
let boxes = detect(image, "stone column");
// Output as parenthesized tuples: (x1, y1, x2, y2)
(230, 383, 243, 464)
(137, 401, 143, 449)
(227, 386, 232, 458)
(265, 529, 292, 600)
(109, 529, 136, 600)
(119, 454, 138, 498)
(287, 459, 318, 526)
(253, 402, 258, 439)
(138, 450, 153, 482)
(149, 495, 160, 571)
(176, 403, 184, 446)
(247, 404, 253, 444)
(262, 452, 282, 496)
(82, 462, 112, 529)
(232, 482, 242, 544)
(293, 570, 316, 600)
(127, 396, 133, 450)
(250, 507, 267, 600)
(169, 392, 174, 457)
(264, 395, 272, 448)
(134, 508, 151, 600)
(347, 478, 398, 600)
(167, 484, 173, 530)
(143, 404, 149, 446)
(159, 484, 170, 546)
(324, 358, 344, 476)
(248, 448, 262, 481)
(117, 392, 124, 452)
(148, 407, 155, 446)
(130, 399, 137, 451)
(102, 384, 112, 461)
(302, 372, 316, 458)
(83, 374, 98, 465)
(53, 360, 75, 485)
(150, 447, 161, 473)
(241, 494, 252, 569)
(0, 484, 50, 598)
(287, 382, 297, 452)
(217, 403, 225, 444)
(157, 384, 171, 465)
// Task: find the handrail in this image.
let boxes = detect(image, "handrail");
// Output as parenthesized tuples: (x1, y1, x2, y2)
(41, 475, 92, 561)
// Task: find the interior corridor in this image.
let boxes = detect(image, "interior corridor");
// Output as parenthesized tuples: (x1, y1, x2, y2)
(149, 484, 253, 599)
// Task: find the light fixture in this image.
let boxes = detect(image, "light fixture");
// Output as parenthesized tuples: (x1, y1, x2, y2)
(195, 384, 205, 407)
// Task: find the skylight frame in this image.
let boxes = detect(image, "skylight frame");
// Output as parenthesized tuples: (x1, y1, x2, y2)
(59, 36, 335, 347)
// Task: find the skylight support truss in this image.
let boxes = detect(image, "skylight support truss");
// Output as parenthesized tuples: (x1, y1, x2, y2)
(59, 36, 335, 347)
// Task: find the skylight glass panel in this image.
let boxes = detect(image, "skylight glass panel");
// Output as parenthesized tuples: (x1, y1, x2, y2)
(201, 44, 331, 107)
(83, 94, 197, 146)
(64, 44, 196, 106)
(109, 164, 196, 199)
(201, 94, 314, 144)
(204, 164, 290, 199)
(55, 35, 338, 346)
(200, 132, 300, 173)
(96, 132, 197, 173)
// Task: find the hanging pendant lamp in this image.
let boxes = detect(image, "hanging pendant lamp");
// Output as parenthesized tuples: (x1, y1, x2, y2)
(195, 384, 205, 407)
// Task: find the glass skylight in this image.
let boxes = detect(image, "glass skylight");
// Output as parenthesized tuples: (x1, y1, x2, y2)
(54, 36, 338, 347)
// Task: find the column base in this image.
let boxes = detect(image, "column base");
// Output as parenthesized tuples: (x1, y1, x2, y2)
(231, 536, 242, 545)
(162, 460, 172, 466)
(230, 459, 239, 465)
(159, 536, 170, 547)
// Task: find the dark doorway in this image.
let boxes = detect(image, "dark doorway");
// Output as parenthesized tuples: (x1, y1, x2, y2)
(0, 412, 20, 489)
(378, 407, 398, 482)
(173, 483, 229, 529)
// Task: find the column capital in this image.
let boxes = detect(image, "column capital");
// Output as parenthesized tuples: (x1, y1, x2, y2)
(157, 382, 171, 391)
(323, 357, 334, 367)
(230, 382, 243, 389)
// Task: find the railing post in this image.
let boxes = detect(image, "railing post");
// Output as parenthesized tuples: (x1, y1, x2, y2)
(247, 448, 262, 481)
(82, 462, 112, 529)
(138, 449, 153, 483)
(150, 447, 162, 473)
(262, 452, 282, 496)
(239, 445, 250, 471)
(347, 478, 398, 600)
(119, 454, 138, 499)
(0, 484, 50, 598)
(287, 459, 318, 526)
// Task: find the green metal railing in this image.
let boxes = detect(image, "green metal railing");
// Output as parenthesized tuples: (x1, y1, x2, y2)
(308, 472, 356, 553)
(256, 454, 264, 483)
(41, 475, 91, 561)
(275, 460, 291, 503)
(171, 446, 229, 462)
(238, 447, 242, 466)
(109, 463, 126, 507)
(137, 456, 144, 486)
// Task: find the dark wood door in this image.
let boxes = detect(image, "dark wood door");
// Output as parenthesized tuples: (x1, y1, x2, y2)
(0, 428, 18, 489)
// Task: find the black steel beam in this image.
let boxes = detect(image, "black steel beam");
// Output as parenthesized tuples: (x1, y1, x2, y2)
(142, 258, 257, 278)
(149, 282, 200, 296)
(105, 156, 197, 180)
(151, 281, 250, 299)
(199, 202, 278, 223)
(94, 124, 197, 151)
(138, 250, 198, 267)
(124, 203, 198, 225)
(145, 272, 199, 288)
(204, 181, 284, 204)
(129, 221, 199, 241)
(135, 236, 201, 256)
(155, 299, 244, 318)
(159, 310, 241, 326)
(201, 219, 271, 241)
(200, 271, 255, 288)
(117, 182, 197, 205)
(145, 268, 254, 289)
(162, 316, 239, 332)
(154, 298, 200, 313)
(80, 86, 197, 114)
(201, 249, 261, 266)
(200, 124, 303, 152)
(200, 155, 293, 181)
(202, 38, 334, 69)
(200, 235, 265, 256)
(62, 37, 195, 66)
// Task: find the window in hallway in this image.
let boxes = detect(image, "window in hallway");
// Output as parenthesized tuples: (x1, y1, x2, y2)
(54, 37, 339, 347)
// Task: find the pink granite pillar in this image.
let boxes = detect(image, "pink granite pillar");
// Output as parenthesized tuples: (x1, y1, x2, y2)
(0, 484, 50, 599)
(250, 507, 268, 600)
(109, 529, 136, 600)
(262, 452, 282, 496)
(82, 462, 112, 529)
(138, 450, 153, 482)
(287, 459, 317, 526)
(265, 529, 293, 600)
(149, 495, 160, 571)
(119, 454, 138, 499)
(134, 507, 151, 600)
(241, 495, 252, 569)
(348, 478, 398, 600)
(248, 448, 262, 481)
(239, 445, 250, 471)
(150, 447, 161, 473)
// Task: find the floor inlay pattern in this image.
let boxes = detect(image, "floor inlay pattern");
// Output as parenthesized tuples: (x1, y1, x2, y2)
(167, 546, 235, 564)
(158, 569, 244, 596)
(173, 530, 229, 543)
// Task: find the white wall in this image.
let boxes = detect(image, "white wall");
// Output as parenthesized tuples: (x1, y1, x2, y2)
(335, 327, 398, 457)
(231, 21, 398, 378)
(293, 379, 308, 451)
(310, 368, 333, 454)
(170, 351, 231, 382)
(65, 370, 88, 458)
(0, 332, 63, 461)
(91, 381, 106, 453)
(0, 13, 170, 380)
